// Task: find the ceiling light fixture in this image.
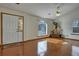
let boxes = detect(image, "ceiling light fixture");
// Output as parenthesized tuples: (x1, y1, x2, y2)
(48, 12, 51, 15)
(56, 6, 61, 16)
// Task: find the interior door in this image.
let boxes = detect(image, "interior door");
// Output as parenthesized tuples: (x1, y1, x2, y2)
(2, 13, 24, 44)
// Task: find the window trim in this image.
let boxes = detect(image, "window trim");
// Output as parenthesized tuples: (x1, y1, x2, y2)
(72, 19, 79, 35)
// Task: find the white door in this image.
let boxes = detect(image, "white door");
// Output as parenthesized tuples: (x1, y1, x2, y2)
(2, 14, 23, 44)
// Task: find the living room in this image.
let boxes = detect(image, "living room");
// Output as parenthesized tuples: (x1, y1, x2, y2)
(0, 3, 79, 56)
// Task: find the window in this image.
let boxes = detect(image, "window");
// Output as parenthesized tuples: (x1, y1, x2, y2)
(38, 20, 47, 36)
(72, 19, 79, 34)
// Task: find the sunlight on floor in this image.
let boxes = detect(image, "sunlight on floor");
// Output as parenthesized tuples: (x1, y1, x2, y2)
(47, 38, 64, 44)
(62, 42, 68, 45)
(37, 40, 47, 56)
(72, 46, 79, 56)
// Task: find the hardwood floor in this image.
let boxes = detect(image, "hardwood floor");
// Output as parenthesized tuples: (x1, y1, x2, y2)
(0, 38, 79, 56)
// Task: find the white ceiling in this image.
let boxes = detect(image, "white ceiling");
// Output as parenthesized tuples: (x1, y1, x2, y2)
(0, 3, 79, 19)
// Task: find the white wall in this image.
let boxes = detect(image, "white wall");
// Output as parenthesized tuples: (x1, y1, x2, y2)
(0, 14, 1, 44)
(0, 7, 53, 44)
(58, 7, 79, 40)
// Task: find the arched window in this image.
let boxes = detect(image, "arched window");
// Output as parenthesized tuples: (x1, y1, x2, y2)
(38, 20, 47, 36)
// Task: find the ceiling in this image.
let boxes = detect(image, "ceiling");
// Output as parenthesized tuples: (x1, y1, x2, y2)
(0, 3, 79, 19)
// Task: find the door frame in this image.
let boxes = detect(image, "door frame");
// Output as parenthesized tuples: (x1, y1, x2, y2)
(1, 12, 24, 46)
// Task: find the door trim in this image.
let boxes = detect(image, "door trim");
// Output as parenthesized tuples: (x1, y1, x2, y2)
(1, 12, 24, 46)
